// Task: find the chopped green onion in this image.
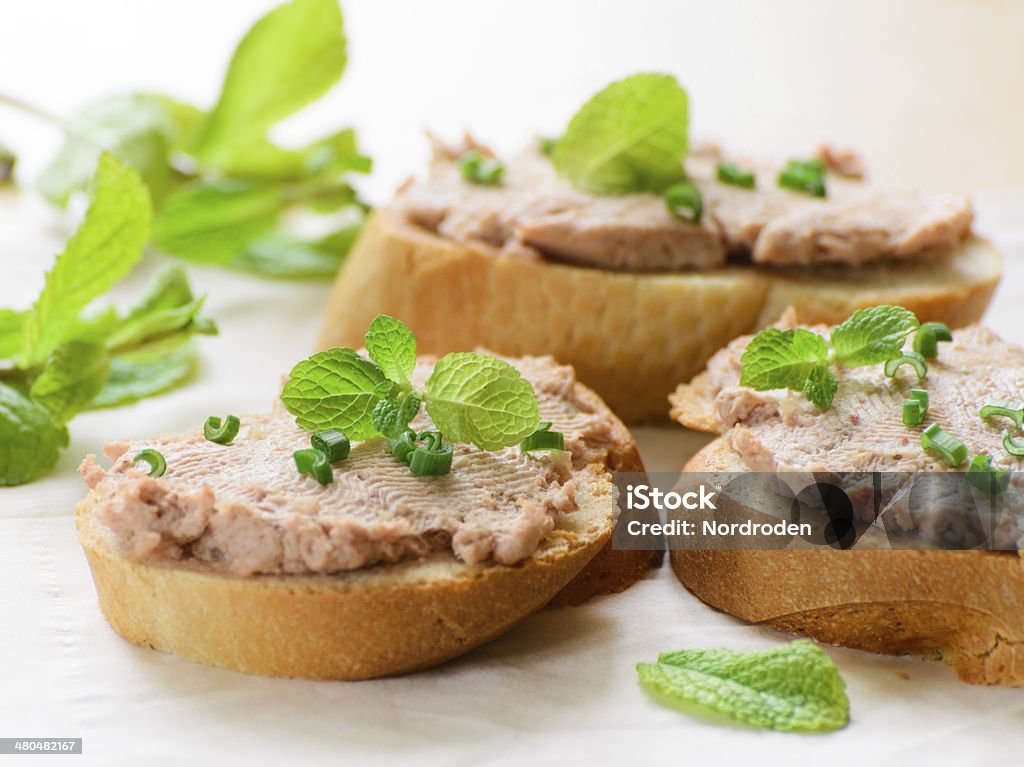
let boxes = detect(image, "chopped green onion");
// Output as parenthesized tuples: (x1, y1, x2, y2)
(458, 150, 505, 186)
(521, 421, 565, 452)
(777, 158, 827, 198)
(909, 389, 929, 410)
(966, 454, 1010, 495)
(409, 430, 453, 476)
(903, 399, 924, 426)
(884, 352, 927, 380)
(980, 399, 1024, 430)
(203, 415, 240, 445)
(1003, 429, 1024, 458)
(539, 137, 557, 156)
(294, 448, 332, 485)
(921, 423, 967, 467)
(716, 161, 756, 189)
(912, 322, 952, 359)
(311, 429, 350, 462)
(665, 181, 703, 224)
(133, 449, 166, 478)
(389, 430, 418, 464)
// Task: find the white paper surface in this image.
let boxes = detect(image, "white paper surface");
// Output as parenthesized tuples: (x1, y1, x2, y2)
(1, 190, 1022, 766)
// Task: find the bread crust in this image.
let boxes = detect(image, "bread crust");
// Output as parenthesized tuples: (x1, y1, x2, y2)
(671, 437, 1024, 686)
(320, 210, 1002, 423)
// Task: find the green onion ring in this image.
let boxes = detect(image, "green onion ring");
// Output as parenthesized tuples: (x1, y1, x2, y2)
(311, 429, 350, 462)
(980, 400, 1024, 431)
(133, 449, 167, 478)
(716, 162, 756, 189)
(1003, 429, 1024, 458)
(521, 421, 566, 452)
(902, 399, 924, 426)
(913, 322, 953, 359)
(884, 352, 927, 380)
(204, 415, 240, 445)
(409, 430, 453, 476)
(294, 448, 333, 485)
(921, 423, 967, 468)
(665, 181, 703, 224)
(966, 454, 1010, 495)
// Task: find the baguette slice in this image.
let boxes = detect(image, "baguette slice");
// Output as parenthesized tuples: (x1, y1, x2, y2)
(671, 437, 1024, 686)
(320, 209, 1001, 423)
(77, 369, 653, 680)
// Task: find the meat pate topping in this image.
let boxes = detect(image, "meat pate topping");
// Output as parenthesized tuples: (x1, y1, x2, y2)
(80, 355, 627, 576)
(396, 137, 972, 272)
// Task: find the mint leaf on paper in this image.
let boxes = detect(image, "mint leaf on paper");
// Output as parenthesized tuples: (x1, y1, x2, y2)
(281, 347, 386, 439)
(29, 341, 110, 423)
(739, 328, 829, 393)
(830, 305, 920, 367)
(152, 180, 284, 265)
(0, 382, 68, 486)
(38, 93, 200, 207)
(637, 640, 849, 733)
(20, 154, 152, 367)
(365, 314, 417, 386)
(552, 73, 689, 195)
(192, 0, 347, 169)
(90, 335, 196, 409)
(424, 353, 540, 451)
(104, 268, 215, 351)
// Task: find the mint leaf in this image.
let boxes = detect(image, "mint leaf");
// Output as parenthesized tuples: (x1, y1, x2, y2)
(192, 0, 347, 168)
(365, 314, 417, 386)
(552, 73, 688, 195)
(229, 222, 362, 279)
(152, 180, 285, 265)
(37, 93, 200, 207)
(21, 154, 152, 368)
(0, 309, 26, 359)
(829, 305, 920, 367)
(739, 328, 829, 392)
(372, 388, 421, 439)
(803, 365, 838, 410)
(424, 353, 540, 450)
(29, 341, 110, 423)
(637, 640, 849, 733)
(0, 382, 68, 486)
(91, 335, 196, 409)
(281, 347, 386, 439)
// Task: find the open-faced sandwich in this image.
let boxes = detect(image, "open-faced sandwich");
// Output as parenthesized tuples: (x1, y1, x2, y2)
(76, 316, 652, 679)
(319, 73, 1001, 422)
(669, 305, 1024, 686)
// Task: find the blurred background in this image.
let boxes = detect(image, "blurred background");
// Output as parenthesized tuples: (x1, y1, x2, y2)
(2, 0, 1022, 199)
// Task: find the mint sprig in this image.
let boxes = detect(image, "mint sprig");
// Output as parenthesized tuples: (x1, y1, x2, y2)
(0, 155, 217, 486)
(282, 315, 540, 451)
(35, 0, 369, 280)
(637, 640, 849, 733)
(551, 73, 689, 195)
(739, 305, 921, 410)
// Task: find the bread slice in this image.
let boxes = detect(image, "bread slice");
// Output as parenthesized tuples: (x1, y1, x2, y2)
(671, 437, 1024, 686)
(319, 210, 1001, 422)
(78, 469, 624, 681)
(76, 371, 654, 680)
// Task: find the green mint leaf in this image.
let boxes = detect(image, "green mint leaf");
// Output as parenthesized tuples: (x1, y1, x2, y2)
(192, 0, 347, 168)
(37, 93, 200, 208)
(829, 305, 920, 367)
(281, 347, 386, 439)
(803, 365, 838, 410)
(152, 180, 284, 264)
(365, 314, 417, 386)
(0, 382, 68, 486)
(103, 268, 215, 352)
(0, 141, 15, 184)
(637, 640, 849, 733)
(229, 221, 362, 280)
(29, 341, 110, 423)
(0, 309, 26, 359)
(424, 353, 540, 450)
(215, 127, 370, 181)
(372, 388, 421, 439)
(739, 328, 829, 392)
(552, 73, 688, 195)
(21, 154, 152, 368)
(90, 334, 197, 409)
